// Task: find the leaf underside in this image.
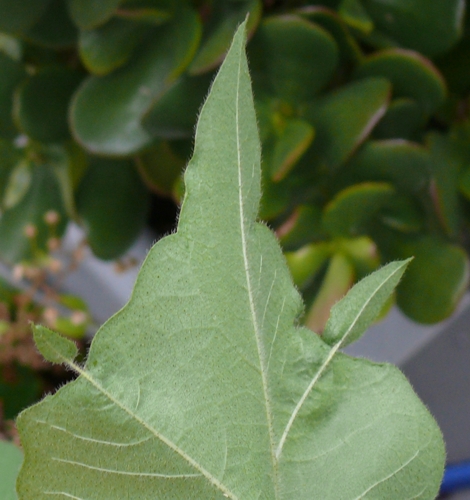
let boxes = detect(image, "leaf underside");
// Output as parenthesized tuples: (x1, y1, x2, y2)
(17, 22, 444, 500)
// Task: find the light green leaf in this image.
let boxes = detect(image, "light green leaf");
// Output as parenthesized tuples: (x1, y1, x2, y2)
(322, 259, 410, 347)
(3, 160, 31, 209)
(0, 440, 22, 500)
(17, 21, 444, 499)
(33, 324, 79, 365)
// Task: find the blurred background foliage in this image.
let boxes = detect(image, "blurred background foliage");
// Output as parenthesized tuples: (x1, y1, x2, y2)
(1, 0, 470, 418)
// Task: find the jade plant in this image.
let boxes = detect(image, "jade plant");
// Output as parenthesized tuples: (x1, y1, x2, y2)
(0, 0, 470, 331)
(5, 22, 445, 499)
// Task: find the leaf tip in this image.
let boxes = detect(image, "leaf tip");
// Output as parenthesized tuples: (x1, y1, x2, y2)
(32, 323, 78, 365)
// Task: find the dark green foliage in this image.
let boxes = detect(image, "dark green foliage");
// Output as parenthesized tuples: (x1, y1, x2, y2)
(0, 0, 469, 325)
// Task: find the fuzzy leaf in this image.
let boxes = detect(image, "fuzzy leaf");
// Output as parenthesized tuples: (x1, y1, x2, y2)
(322, 259, 411, 347)
(32, 325, 78, 365)
(17, 21, 444, 499)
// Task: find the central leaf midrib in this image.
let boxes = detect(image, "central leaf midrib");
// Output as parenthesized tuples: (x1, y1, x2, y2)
(68, 360, 239, 499)
(234, 55, 280, 498)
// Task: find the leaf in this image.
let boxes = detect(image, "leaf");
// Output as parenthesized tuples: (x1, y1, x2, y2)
(33, 324, 78, 365)
(26, 0, 78, 49)
(14, 66, 83, 143)
(373, 97, 425, 140)
(76, 157, 150, 260)
(322, 181, 395, 237)
(17, 21, 444, 499)
(3, 159, 31, 209)
(0, 440, 22, 500)
(322, 259, 410, 347)
(249, 15, 339, 102)
(395, 237, 469, 323)
(0, 53, 26, 139)
(361, 0, 465, 57)
(0, 0, 51, 34)
(71, 5, 201, 155)
(269, 118, 315, 181)
(67, 0, 121, 30)
(303, 77, 390, 171)
(78, 18, 153, 75)
(354, 48, 446, 116)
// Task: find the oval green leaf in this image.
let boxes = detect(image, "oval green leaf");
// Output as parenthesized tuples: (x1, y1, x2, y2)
(249, 15, 339, 102)
(14, 66, 83, 143)
(361, 0, 464, 56)
(71, 5, 201, 155)
(322, 182, 395, 237)
(76, 158, 150, 260)
(304, 77, 391, 170)
(354, 49, 447, 116)
(79, 18, 153, 75)
(67, 0, 121, 29)
(26, 0, 78, 48)
(0, 53, 25, 139)
(0, 0, 50, 34)
(396, 237, 469, 323)
(345, 139, 431, 193)
(373, 97, 425, 140)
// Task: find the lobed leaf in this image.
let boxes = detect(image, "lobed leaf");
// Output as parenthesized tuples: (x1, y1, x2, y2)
(17, 21, 444, 499)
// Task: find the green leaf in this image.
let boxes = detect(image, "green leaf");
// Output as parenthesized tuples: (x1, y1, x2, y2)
(323, 259, 410, 347)
(71, 5, 201, 155)
(338, 0, 374, 34)
(425, 132, 461, 238)
(304, 77, 390, 171)
(0, 139, 23, 205)
(322, 182, 395, 237)
(26, 0, 78, 49)
(14, 67, 83, 143)
(373, 97, 425, 140)
(354, 49, 446, 116)
(0, 0, 51, 34)
(33, 324, 79, 365)
(17, 21, 444, 499)
(396, 237, 469, 323)
(297, 6, 363, 64)
(136, 140, 185, 196)
(269, 118, 314, 181)
(0, 53, 25, 139)
(76, 157, 150, 260)
(189, 0, 261, 75)
(345, 139, 431, 193)
(249, 15, 339, 102)
(67, 0, 121, 30)
(0, 440, 22, 500)
(361, 0, 464, 56)
(78, 18, 153, 75)
(3, 159, 31, 209)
